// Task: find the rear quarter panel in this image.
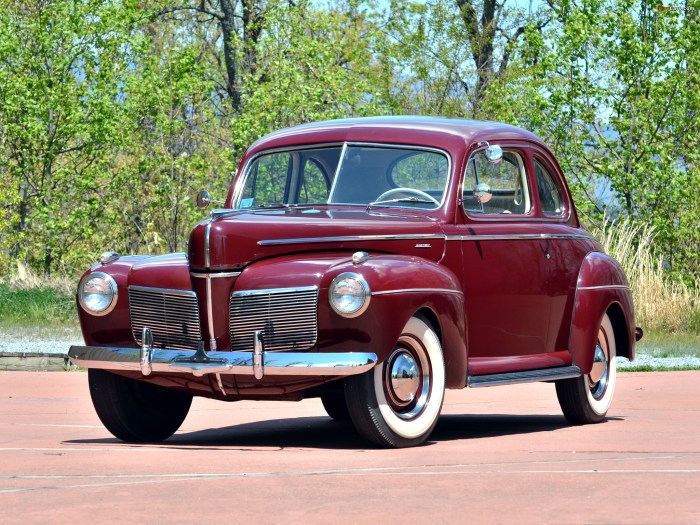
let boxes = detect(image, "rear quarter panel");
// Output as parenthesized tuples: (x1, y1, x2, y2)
(570, 251, 636, 373)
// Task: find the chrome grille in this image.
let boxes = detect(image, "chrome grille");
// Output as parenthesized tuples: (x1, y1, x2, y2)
(229, 287, 318, 352)
(129, 286, 201, 351)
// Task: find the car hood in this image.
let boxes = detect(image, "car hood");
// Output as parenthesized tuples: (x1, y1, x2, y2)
(188, 207, 446, 271)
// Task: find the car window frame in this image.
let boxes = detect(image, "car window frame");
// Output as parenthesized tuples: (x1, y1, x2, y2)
(527, 149, 572, 221)
(460, 143, 574, 223)
(460, 145, 535, 220)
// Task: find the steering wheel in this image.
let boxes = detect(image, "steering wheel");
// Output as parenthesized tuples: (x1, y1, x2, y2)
(375, 187, 440, 206)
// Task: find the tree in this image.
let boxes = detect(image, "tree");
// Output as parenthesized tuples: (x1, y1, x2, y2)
(385, 0, 548, 116)
(0, 0, 138, 274)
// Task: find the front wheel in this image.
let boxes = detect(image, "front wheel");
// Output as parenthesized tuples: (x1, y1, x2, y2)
(88, 369, 193, 442)
(320, 392, 351, 421)
(556, 313, 617, 424)
(345, 316, 445, 448)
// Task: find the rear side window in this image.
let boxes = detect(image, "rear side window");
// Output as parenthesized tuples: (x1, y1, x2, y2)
(534, 158, 564, 216)
(463, 151, 530, 215)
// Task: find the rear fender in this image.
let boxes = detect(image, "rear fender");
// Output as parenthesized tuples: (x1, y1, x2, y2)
(570, 252, 636, 374)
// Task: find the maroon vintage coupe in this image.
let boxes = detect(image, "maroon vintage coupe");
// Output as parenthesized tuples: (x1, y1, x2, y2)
(69, 116, 640, 448)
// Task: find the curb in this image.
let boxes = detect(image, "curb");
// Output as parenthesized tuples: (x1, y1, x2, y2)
(0, 352, 71, 372)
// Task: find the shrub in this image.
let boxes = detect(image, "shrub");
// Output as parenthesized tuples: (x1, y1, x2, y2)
(594, 218, 699, 333)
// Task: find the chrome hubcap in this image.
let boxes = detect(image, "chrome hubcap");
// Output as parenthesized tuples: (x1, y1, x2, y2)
(384, 338, 431, 420)
(588, 329, 610, 400)
(388, 351, 420, 406)
(589, 344, 607, 383)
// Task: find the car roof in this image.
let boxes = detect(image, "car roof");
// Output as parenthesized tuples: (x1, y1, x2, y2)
(245, 116, 548, 156)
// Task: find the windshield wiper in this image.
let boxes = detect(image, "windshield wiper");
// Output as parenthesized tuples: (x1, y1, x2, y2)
(366, 197, 434, 210)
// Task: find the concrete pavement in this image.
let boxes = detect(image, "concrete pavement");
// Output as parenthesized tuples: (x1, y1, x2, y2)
(1, 371, 698, 524)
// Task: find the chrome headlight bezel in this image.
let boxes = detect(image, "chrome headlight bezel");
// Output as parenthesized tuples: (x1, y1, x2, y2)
(78, 271, 118, 316)
(328, 272, 371, 318)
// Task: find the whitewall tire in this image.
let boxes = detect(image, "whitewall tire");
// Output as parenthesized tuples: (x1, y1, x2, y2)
(556, 313, 617, 423)
(345, 316, 445, 447)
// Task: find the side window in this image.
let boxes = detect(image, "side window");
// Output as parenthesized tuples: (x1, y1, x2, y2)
(463, 151, 530, 215)
(239, 153, 290, 208)
(298, 159, 330, 204)
(534, 158, 564, 215)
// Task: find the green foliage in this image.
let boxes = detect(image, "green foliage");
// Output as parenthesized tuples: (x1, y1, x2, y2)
(0, 0, 140, 274)
(486, 0, 700, 280)
(0, 0, 698, 330)
(231, 1, 395, 150)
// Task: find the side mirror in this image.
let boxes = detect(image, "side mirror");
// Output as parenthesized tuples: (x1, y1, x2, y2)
(484, 145, 503, 163)
(197, 190, 225, 209)
(474, 183, 493, 203)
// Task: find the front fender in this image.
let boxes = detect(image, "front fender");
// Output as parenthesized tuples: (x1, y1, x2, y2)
(76, 254, 160, 347)
(570, 252, 636, 374)
(235, 253, 468, 388)
(323, 255, 467, 389)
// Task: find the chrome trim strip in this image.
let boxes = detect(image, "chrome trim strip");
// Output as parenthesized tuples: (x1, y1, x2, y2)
(445, 233, 595, 242)
(190, 271, 241, 279)
(215, 373, 228, 396)
(202, 218, 217, 349)
(206, 276, 216, 350)
(128, 285, 196, 297)
(231, 285, 319, 297)
(68, 345, 377, 378)
(577, 285, 630, 291)
(468, 365, 581, 388)
(259, 234, 445, 246)
(372, 288, 463, 296)
(204, 219, 212, 267)
(326, 142, 347, 202)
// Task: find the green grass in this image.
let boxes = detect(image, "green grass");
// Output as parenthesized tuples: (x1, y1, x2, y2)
(620, 365, 700, 372)
(0, 284, 78, 327)
(635, 331, 700, 358)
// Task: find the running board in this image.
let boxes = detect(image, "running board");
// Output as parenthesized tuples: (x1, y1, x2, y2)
(468, 365, 582, 388)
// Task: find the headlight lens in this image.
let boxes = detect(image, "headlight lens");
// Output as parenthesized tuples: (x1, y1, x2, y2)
(329, 272, 370, 318)
(78, 272, 118, 316)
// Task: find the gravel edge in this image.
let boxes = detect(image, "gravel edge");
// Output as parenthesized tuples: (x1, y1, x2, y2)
(1, 339, 699, 371)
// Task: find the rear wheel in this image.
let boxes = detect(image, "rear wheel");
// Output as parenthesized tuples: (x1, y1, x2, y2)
(345, 316, 445, 448)
(88, 369, 193, 442)
(556, 313, 617, 424)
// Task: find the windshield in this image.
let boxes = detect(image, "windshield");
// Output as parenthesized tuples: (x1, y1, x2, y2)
(235, 144, 450, 210)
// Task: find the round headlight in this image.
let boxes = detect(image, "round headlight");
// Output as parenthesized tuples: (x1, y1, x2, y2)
(78, 272, 118, 316)
(329, 272, 371, 318)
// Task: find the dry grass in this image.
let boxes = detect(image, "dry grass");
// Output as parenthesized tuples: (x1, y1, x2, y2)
(594, 218, 699, 333)
(1, 262, 74, 293)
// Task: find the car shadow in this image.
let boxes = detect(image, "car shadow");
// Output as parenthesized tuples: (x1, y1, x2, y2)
(62, 413, 624, 450)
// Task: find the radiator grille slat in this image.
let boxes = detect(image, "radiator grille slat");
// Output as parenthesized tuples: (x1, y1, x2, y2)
(129, 286, 201, 351)
(229, 287, 318, 352)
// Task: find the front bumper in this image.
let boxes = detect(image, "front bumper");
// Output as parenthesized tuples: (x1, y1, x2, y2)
(68, 344, 377, 379)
